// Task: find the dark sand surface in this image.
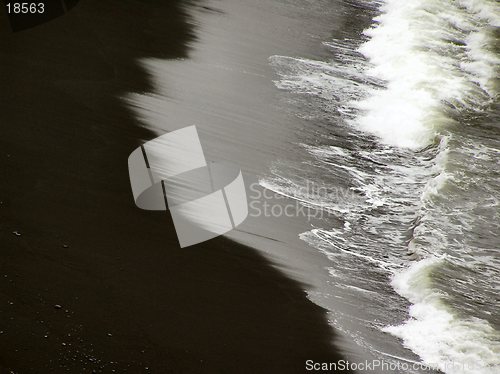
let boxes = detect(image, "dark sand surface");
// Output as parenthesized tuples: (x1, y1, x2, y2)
(0, 1, 350, 372)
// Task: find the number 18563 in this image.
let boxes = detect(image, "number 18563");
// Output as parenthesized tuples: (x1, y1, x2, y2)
(6, 2, 45, 14)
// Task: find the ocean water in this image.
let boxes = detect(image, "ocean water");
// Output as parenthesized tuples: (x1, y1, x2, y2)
(267, 0, 499, 372)
(126, 0, 499, 371)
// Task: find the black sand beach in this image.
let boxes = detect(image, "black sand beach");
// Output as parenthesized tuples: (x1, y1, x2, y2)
(0, 1, 350, 372)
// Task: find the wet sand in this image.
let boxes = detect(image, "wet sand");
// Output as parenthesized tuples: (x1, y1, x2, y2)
(0, 0, 350, 372)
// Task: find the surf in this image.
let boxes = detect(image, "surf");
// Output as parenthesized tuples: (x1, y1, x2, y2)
(267, 0, 500, 372)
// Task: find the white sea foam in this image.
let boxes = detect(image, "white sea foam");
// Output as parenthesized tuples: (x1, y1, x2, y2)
(269, 55, 372, 109)
(308, 229, 400, 271)
(420, 137, 451, 203)
(461, 28, 500, 96)
(359, 3, 500, 371)
(353, 0, 499, 149)
(384, 257, 500, 374)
